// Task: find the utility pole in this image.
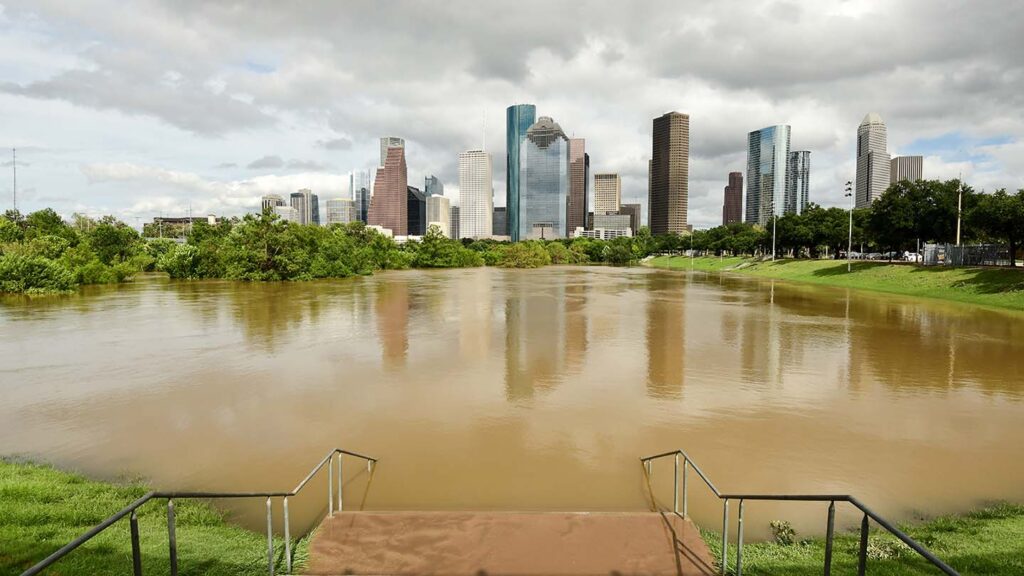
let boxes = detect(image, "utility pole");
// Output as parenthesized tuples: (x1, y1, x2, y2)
(956, 175, 963, 246)
(845, 181, 854, 272)
(11, 148, 16, 211)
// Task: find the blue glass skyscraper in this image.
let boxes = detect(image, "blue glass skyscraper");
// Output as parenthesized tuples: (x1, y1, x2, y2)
(519, 116, 569, 240)
(506, 103, 536, 241)
(745, 125, 791, 226)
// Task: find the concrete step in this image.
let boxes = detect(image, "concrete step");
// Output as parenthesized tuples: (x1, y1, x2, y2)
(304, 511, 716, 575)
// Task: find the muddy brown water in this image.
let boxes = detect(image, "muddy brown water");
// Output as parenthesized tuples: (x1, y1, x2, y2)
(2, 266, 1022, 540)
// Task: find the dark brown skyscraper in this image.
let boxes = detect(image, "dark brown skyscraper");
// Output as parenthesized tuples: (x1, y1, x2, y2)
(722, 171, 743, 225)
(649, 112, 689, 235)
(567, 139, 588, 235)
(368, 145, 408, 235)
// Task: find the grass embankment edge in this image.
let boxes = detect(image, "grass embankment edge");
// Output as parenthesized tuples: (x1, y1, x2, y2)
(0, 458, 309, 576)
(647, 256, 1024, 312)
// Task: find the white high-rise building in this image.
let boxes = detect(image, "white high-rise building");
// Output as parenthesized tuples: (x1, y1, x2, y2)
(325, 198, 357, 225)
(458, 150, 493, 239)
(855, 113, 891, 208)
(273, 205, 299, 223)
(426, 194, 451, 238)
(890, 156, 923, 183)
(593, 173, 621, 216)
(379, 137, 405, 167)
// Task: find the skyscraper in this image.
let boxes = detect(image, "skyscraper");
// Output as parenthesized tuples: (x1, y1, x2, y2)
(594, 173, 621, 215)
(424, 175, 444, 197)
(273, 205, 299, 223)
(350, 170, 370, 223)
(620, 203, 642, 234)
(493, 206, 507, 236)
(325, 198, 357, 225)
(459, 149, 493, 239)
(407, 186, 426, 236)
(722, 172, 743, 225)
(855, 113, 890, 208)
(745, 125, 791, 226)
(450, 205, 460, 239)
(649, 112, 689, 235)
(567, 138, 588, 233)
(261, 194, 285, 213)
(506, 104, 537, 242)
(426, 194, 451, 237)
(379, 136, 405, 167)
(786, 151, 810, 215)
(519, 116, 569, 240)
(290, 189, 319, 225)
(890, 156, 923, 183)
(368, 144, 408, 235)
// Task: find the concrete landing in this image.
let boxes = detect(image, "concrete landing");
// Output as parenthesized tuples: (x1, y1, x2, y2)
(305, 511, 715, 575)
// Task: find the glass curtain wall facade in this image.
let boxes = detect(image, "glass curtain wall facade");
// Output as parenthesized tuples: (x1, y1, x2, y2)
(785, 151, 810, 215)
(350, 170, 370, 223)
(519, 116, 569, 240)
(506, 104, 537, 242)
(745, 125, 791, 226)
(424, 175, 444, 197)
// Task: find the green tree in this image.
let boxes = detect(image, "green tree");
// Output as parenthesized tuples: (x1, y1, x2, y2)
(970, 189, 1024, 266)
(500, 241, 551, 268)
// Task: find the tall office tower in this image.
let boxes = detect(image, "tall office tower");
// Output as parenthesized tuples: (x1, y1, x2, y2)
(855, 113, 890, 208)
(567, 138, 588, 233)
(459, 149, 494, 239)
(890, 155, 923, 183)
(426, 194, 451, 237)
(594, 173, 622, 215)
(786, 151, 811, 215)
(273, 205, 299, 223)
(493, 206, 507, 236)
(350, 170, 371, 223)
(261, 194, 285, 213)
(325, 198, 357, 225)
(506, 104, 537, 242)
(620, 203, 642, 234)
(745, 125, 791, 226)
(379, 136, 405, 167)
(519, 116, 570, 240)
(406, 186, 426, 236)
(290, 189, 319, 225)
(722, 172, 743, 225)
(368, 145, 408, 235)
(450, 205, 461, 239)
(424, 175, 444, 197)
(649, 112, 690, 235)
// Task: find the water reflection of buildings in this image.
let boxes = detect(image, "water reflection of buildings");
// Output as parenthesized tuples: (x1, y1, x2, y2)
(503, 274, 589, 401)
(375, 280, 410, 367)
(645, 274, 686, 399)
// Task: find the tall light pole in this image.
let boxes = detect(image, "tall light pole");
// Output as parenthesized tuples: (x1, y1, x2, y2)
(955, 176, 963, 246)
(11, 148, 16, 212)
(845, 181, 853, 272)
(771, 201, 777, 262)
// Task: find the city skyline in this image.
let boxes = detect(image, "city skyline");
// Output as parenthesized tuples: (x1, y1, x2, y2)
(2, 2, 1021, 230)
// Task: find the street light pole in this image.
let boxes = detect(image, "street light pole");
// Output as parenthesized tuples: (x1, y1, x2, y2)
(845, 181, 853, 272)
(956, 177, 963, 246)
(771, 214, 777, 262)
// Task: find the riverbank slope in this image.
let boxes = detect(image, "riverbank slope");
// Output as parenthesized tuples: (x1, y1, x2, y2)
(0, 459, 305, 576)
(648, 256, 1024, 311)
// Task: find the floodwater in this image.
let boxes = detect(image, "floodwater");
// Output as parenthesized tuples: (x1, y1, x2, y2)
(2, 266, 1023, 538)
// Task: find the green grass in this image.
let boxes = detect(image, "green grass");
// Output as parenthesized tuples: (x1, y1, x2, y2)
(0, 459, 307, 576)
(700, 503, 1024, 575)
(648, 256, 1024, 311)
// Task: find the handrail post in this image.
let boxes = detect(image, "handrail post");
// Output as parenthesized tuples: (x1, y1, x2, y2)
(736, 499, 744, 576)
(328, 454, 334, 516)
(130, 510, 142, 576)
(673, 453, 679, 514)
(857, 512, 869, 576)
(266, 497, 274, 576)
(824, 501, 835, 576)
(721, 498, 729, 576)
(682, 459, 689, 517)
(167, 500, 178, 576)
(283, 496, 291, 574)
(338, 452, 344, 512)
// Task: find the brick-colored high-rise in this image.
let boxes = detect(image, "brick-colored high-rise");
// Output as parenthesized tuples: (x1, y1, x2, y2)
(722, 172, 743, 225)
(567, 139, 588, 235)
(368, 145, 408, 235)
(649, 112, 689, 235)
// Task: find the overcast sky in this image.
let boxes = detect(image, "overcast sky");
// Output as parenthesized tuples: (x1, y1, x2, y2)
(2, 0, 1022, 229)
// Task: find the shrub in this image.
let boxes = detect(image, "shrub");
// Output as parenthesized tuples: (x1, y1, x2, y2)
(769, 520, 796, 546)
(0, 253, 76, 293)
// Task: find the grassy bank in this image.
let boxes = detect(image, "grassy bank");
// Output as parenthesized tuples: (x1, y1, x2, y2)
(648, 256, 1024, 311)
(701, 503, 1024, 575)
(0, 459, 306, 576)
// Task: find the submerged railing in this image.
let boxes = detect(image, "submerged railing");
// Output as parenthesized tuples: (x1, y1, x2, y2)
(640, 449, 959, 576)
(21, 448, 377, 576)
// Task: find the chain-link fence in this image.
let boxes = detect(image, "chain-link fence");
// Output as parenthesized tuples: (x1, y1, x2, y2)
(923, 243, 1014, 266)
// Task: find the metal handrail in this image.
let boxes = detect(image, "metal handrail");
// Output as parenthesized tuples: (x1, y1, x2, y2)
(21, 448, 377, 576)
(640, 449, 959, 576)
